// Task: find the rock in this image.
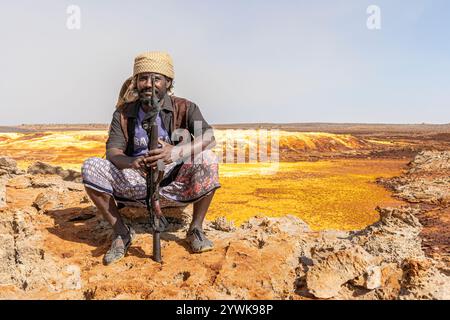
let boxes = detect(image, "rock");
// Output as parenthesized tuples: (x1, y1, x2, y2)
(274, 215, 311, 235)
(63, 265, 82, 290)
(27, 161, 82, 183)
(30, 175, 84, 191)
(351, 206, 424, 264)
(241, 215, 310, 235)
(380, 151, 450, 205)
(0, 177, 7, 208)
(30, 175, 64, 188)
(374, 263, 403, 299)
(0, 157, 17, 169)
(30, 188, 73, 212)
(352, 266, 382, 290)
(365, 266, 382, 290)
(27, 161, 60, 175)
(6, 176, 31, 189)
(80, 195, 90, 204)
(59, 169, 83, 183)
(407, 151, 450, 176)
(211, 216, 236, 232)
(0, 157, 17, 170)
(0, 157, 21, 176)
(393, 179, 449, 205)
(0, 233, 15, 285)
(0, 209, 62, 291)
(400, 258, 450, 300)
(306, 245, 380, 298)
(376, 150, 449, 266)
(32, 192, 53, 211)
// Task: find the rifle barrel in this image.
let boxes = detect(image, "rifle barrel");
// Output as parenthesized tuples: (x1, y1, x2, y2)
(153, 231, 161, 262)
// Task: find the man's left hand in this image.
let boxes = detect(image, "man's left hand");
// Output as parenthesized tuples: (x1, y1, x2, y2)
(143, 139, 174, 167)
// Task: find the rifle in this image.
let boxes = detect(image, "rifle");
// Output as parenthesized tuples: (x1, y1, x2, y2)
(141, 74, 168, 263)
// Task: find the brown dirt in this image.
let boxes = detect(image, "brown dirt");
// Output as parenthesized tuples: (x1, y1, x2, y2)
(417, 206, 450, 263)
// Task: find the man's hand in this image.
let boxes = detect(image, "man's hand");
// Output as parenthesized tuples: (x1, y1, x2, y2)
(130, 156, 146, 170)
(143, 139, 175, 168)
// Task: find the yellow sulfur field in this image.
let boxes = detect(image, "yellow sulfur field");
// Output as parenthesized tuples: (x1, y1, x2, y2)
(210, 160, 406, 230)
(0, 130, 407, 231)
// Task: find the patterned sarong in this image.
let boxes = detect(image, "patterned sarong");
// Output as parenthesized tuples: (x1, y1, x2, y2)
(81, 149, 220, 207)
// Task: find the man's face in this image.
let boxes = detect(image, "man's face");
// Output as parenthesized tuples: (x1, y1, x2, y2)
(136, 72, 172, 103)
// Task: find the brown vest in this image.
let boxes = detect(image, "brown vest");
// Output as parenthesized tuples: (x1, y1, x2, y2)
(118, 96, 190, 156)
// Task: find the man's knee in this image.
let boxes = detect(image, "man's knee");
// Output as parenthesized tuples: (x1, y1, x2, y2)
(81, 157, 107, 180)
(192, 149, 219, 166)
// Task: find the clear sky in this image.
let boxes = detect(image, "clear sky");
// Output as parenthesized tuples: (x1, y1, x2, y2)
(0, 0, 449, 125)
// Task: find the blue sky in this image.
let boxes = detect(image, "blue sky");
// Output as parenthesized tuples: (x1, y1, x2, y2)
(0, 0, 449, 125)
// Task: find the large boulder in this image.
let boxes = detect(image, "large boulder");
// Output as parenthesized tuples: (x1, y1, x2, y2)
(0, 209, 61, 291)
(0, 157, 22, 176)
(407, 151, 450, 176)
(27, 161, 82, 183)
(400, 258, 450, 300)
(351, 206, 424, 264)
(379, 151, 450, 205)
(305, 245, 380, 299)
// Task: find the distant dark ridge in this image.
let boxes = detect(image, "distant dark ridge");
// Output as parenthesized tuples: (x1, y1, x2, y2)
(16, 123, 108, 128)
(0, 124, 109, 132)
(211, 123, 450, 134)
(212, 122, 450, 127)
(1, 122, 449, 134)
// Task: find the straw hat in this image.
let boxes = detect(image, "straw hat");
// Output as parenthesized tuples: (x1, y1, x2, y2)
(133, 51, 174, 79)
(116, 51, 174, 108)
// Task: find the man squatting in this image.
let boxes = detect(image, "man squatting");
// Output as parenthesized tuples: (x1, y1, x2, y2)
(81, 52, 221, 265)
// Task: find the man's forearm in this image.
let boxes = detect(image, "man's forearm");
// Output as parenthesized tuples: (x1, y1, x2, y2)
(106, 152, 137, 170)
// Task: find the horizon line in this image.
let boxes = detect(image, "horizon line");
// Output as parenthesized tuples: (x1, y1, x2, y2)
(1, 122, 450, 127)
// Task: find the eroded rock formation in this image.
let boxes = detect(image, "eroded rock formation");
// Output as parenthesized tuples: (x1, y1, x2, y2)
(0, 152, 448, 299)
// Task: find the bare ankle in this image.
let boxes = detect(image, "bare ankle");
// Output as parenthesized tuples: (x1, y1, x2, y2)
(189, 223, 203, 232)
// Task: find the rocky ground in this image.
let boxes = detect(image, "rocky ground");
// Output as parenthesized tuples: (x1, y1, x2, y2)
(0, 152, 448, 300)
(377, 151, 450, 265)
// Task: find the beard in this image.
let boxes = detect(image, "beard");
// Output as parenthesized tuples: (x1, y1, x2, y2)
(139, 89, 163, 106)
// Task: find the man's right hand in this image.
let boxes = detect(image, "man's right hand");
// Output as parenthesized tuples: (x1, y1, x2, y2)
(107, 148, 146, 171)
(130, 155, 160, 170)
(106, 149, 159, 171)
(130, 156, 146, 170)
